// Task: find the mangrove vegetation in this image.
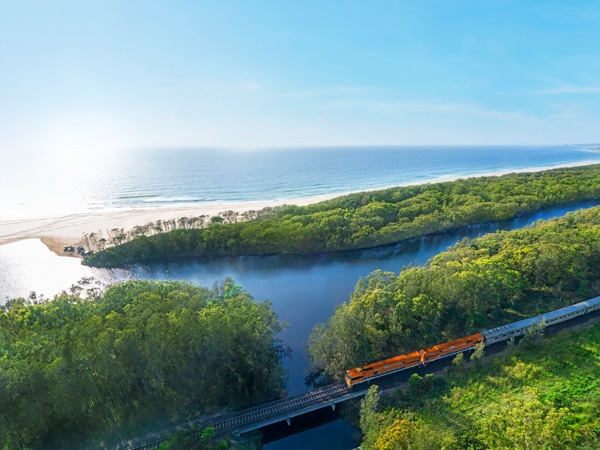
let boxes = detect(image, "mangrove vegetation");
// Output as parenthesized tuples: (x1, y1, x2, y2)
(85, 164, 600, 267)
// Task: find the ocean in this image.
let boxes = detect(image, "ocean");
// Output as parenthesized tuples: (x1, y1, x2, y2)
(2, 144, 600, 302)
(2, 143, 600, 300)
(1, 145, 600, 219)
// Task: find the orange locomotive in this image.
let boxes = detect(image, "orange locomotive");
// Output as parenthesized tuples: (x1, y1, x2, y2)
(345, 334, 484, 388)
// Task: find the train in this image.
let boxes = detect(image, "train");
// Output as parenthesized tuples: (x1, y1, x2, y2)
(344, 295, 600, 388)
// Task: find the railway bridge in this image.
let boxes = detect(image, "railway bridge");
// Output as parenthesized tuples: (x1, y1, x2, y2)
(119, 297, 600, 449)
(124, 382, 368, 449)
(209, 382, 366, 436)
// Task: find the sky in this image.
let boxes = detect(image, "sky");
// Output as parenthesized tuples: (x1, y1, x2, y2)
(1, 0, 600, 159)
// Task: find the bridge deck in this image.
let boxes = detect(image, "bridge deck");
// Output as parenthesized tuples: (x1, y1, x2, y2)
(210, 382, 368, 436)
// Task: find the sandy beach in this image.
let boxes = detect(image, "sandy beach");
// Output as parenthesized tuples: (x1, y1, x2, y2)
(0, 194, 339, 257)
(3, 159, 600, 258)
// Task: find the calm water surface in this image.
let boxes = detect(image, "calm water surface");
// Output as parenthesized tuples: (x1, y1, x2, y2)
(118, 201, 599, 395)
(1, 202, 598, 449)
(1, 201, 597, 392)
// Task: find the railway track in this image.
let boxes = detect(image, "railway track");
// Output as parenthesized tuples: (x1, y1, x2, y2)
(212, 381, 350, 433)
(124, 382, 358, 449)
(125, 308, 600, 449)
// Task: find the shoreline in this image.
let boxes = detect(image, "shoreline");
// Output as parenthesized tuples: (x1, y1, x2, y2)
(3, 160, 600, 258)
(0, 194, 342, 257)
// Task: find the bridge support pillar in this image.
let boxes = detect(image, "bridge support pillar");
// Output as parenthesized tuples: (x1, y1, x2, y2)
(331, 404, 336, 411)
(286, 418, 291, 426)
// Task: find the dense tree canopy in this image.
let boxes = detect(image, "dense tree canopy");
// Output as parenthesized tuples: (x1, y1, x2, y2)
(0, 279, 287, 449)
(85, 165, 600, 267)
(307, 205, 600, 379)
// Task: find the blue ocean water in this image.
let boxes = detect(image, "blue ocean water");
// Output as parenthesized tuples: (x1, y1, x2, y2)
(2, 144, 600, 299)
(2, 145, 600, 219)
(94, 145, 600, 208)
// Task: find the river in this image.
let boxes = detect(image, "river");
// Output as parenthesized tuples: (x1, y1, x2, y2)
(1, 201, 598, 448)
(113, 201, 600, 395)
(130, 201, 600, 448)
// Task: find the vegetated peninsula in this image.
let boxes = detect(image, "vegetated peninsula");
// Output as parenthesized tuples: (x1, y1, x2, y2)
(0, 279, 287, 450)
(306, 205, 600, 381)
(84, 164, 600, 268)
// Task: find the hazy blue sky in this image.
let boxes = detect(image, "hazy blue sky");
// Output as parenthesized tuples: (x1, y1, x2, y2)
(2, 0, 600, 156)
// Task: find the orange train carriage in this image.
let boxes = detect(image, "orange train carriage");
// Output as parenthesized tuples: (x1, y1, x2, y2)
(344, 296, 600, 388)
(345, 334, 484, 388)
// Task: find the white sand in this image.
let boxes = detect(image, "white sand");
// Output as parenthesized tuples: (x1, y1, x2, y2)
(3, 160, 600, 257)
(0, 194, 340, 256)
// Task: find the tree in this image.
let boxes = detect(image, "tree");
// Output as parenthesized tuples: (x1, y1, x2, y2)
(373, 418, 417, 450)
(200, 426, 215, 442)
(360, 386, 381, 450)
(452, 352, 465, 369)
(0, 280, 287, 449)
(472, 341, 485, 362)
(476, 387, 574, 449)
(521, 318, 547, 345)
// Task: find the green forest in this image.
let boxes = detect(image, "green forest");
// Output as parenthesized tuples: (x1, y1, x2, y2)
(307, 205, 600, 380)
(0, 279, 287, 450)
(7, 167, 600, 449)
(358, 321, 600, 449)
(85, 165, 600, 267)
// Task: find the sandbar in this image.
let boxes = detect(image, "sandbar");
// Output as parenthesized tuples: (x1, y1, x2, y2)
(0, 194, 340, 257)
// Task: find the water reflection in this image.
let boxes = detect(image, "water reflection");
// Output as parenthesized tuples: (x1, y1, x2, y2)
(121, 201, 599, 395)
(0, 239, 125, 303)
(1, 202, 598, 450)
(263, 417, 363, 450)
(1, 201, 597, 394)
